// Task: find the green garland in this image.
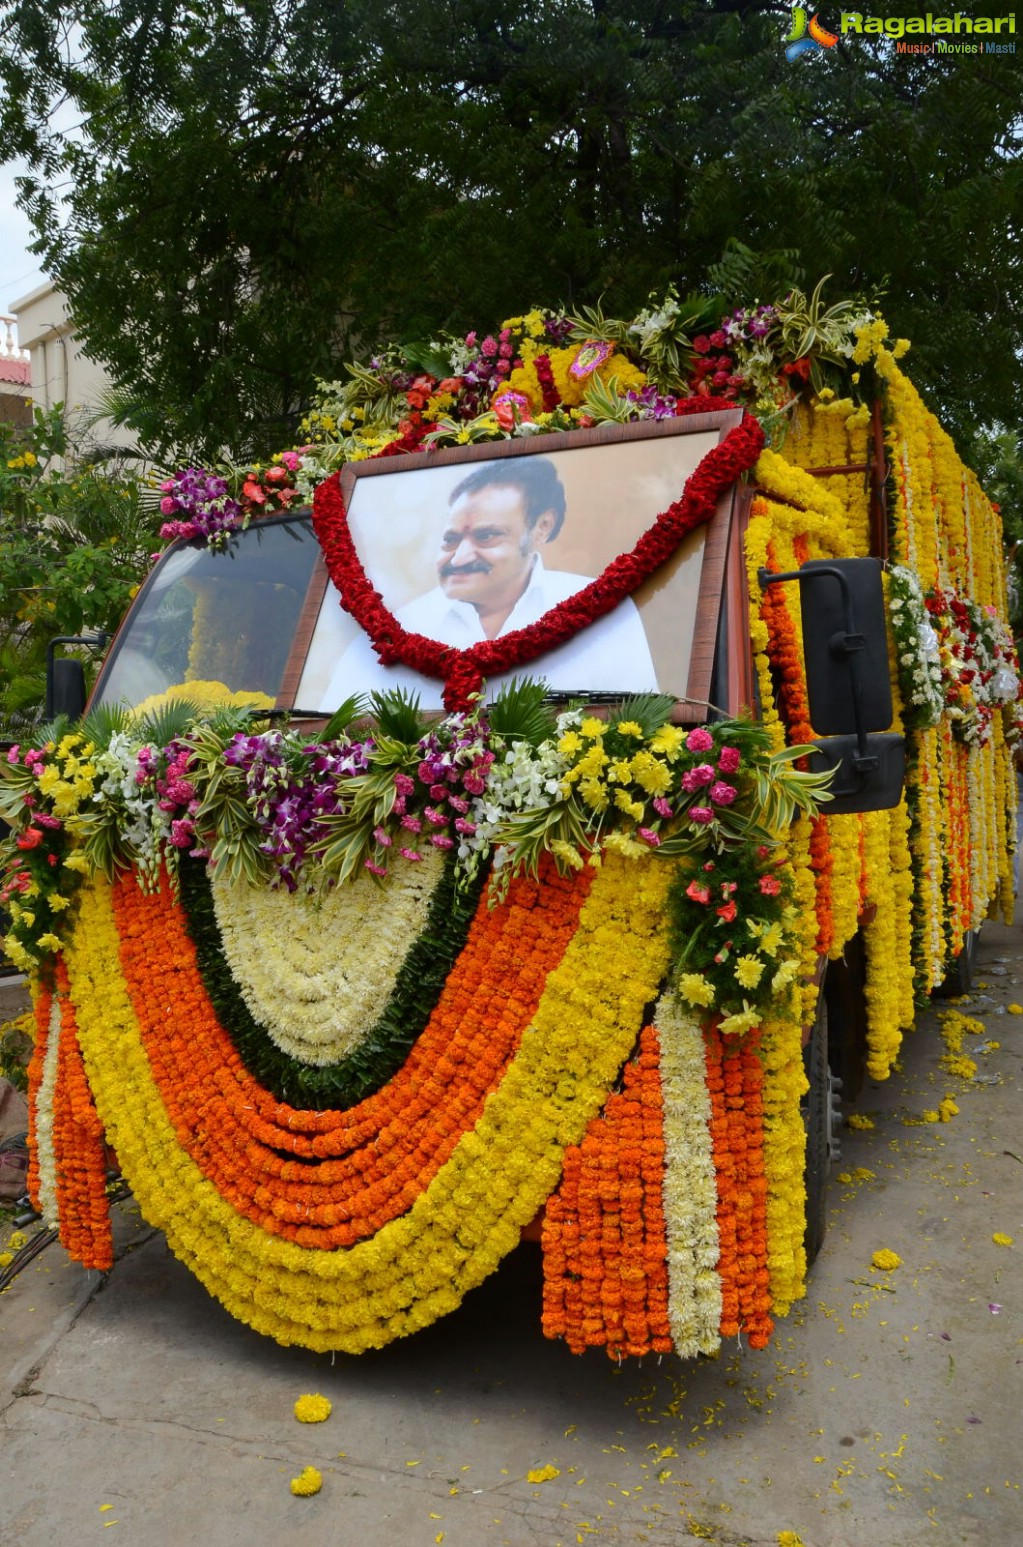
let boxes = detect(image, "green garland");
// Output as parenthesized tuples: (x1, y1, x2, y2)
(177, 855, 487, 1109)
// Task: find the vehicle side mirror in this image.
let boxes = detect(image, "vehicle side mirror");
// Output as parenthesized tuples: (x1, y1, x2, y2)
(47, 658, 87, 721)
(808, 731, 906, 814)
(45, 634, 107, 721)
(797, 558, 892, 735)
(758, 559, 904, 815)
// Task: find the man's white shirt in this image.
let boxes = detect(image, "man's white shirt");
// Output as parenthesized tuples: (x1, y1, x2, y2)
(320, 556, 659, 709)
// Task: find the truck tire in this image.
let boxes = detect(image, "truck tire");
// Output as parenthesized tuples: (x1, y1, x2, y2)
(937, 929, 978, 997)
(803, 987, 832, 1265)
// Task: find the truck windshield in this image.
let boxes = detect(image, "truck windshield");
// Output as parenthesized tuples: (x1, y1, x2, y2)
(91, 514, 322, 717)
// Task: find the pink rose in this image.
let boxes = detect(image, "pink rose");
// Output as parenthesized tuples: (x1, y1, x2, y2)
(709, 781, 736, 805)
(686, 728, 714, 753)
(718, 746, 741, 773)
(690, 806, 714, 825)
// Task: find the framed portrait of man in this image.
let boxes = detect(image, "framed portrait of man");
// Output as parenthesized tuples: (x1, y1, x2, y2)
(293, 409, 748, 714)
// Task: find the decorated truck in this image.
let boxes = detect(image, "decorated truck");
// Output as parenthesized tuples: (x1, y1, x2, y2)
(1, 291, 1017, 1359)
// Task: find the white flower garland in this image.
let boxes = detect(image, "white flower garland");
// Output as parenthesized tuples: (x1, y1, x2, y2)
(655, 995, 722, 1356)
(209, 851, 444, 1066)
(34, 996, 63, 1229)
(888, 565, 944, 729)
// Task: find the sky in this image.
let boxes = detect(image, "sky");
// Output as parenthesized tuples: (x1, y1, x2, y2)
(0, 157, 48, 330)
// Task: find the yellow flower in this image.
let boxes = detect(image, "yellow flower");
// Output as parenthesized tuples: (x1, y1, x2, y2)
(847, 1113, 874, 1130)
(63, 852, 91, 874)
(0, 1252, 12, 1269)
(526, 1465, 561, 1484)
(678, 973, 715, 1008)
(871, 1248, 901, 1271)
(770, 959, 799, 994)
(602, 831, 648, 858)
(579, 717, 606, 739)
(717, 1005, 761, 1036)
(8, 1232, 25, 1250)
(649, 724, 686, 757)
(778, 1534, 806, 1547)
(579, 777, 609, 812)
(938, 1097, 958, 1121)
(612, 789, 644, 821)
(992, 1233, 1014, 1248)
(1008, 1004, 1023, 1016)
(290, 1466, 323, 1497)
(615, 721, 644, 738)
(294, 1393, 332, 1423)
(557, 731, 582, 756)
(734, 955, 765, 990)
(36, 933, 61, 952)
(630, 750, 672, 797)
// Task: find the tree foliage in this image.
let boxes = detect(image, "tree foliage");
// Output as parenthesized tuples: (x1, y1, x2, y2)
(0, 0, 1019, 460)
(0, 406, 159, 734)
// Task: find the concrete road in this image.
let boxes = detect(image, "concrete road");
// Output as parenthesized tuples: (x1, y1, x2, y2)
(2, 917, 1021, 1547)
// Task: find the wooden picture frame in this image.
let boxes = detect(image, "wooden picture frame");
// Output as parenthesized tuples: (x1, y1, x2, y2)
(294, 409, 745, 716)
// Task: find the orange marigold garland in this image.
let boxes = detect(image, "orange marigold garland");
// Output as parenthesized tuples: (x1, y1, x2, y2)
(705, 1025, 772, 1348)
(51, 964, 113, 1270)
(110, 857, 592, 1249)
(541, 1024, 671, 1359)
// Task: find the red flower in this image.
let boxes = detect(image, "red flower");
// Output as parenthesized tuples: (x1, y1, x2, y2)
(780, 357, 812, 381)
(759, 875, 782, 896)
(686, 881, 712, 905)
(692, 335, 712, 355)
(717, 901, 737, 922)
(16, 827, 44, 850)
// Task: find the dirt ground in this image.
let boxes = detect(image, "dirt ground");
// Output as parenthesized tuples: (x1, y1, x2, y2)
(1, 913, 1021, 1547)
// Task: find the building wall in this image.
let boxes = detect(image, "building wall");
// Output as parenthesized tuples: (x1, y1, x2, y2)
(10, 282, 136, 454)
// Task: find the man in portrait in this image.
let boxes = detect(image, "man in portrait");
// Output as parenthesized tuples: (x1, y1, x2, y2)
(321, 456, 658, 707)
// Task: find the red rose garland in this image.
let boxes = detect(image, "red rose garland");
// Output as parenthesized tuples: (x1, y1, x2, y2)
(312, 412, 765, 711)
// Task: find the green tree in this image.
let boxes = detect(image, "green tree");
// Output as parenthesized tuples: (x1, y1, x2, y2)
(0, 0, 1019, 458)
(0, 406, 159, 733)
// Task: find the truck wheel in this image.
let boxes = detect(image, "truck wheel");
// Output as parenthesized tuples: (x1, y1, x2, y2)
(938, 929, 978, 997)
(803, 987, 840, 1265)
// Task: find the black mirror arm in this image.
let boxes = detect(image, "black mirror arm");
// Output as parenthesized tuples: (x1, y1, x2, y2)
(757, 566, 878, 776)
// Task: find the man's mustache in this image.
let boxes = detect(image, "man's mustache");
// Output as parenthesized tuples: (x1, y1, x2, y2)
(440, 560, 493, 578)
